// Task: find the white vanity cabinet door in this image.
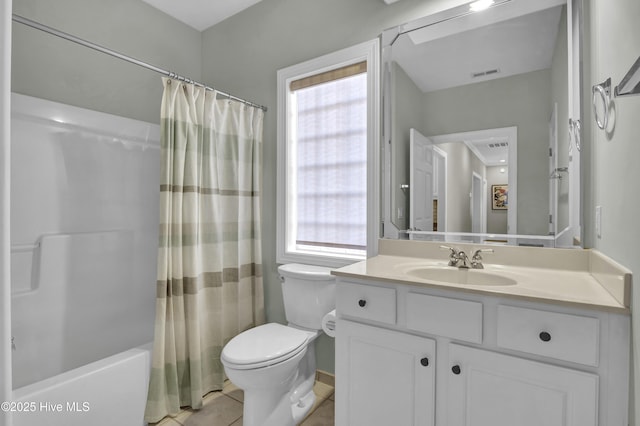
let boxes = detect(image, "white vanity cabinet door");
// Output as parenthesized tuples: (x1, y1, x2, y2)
(446, 344, 598, 426)
(335, 319, 435, 426)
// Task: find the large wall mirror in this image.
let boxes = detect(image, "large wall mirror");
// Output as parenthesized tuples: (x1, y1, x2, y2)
(381, 0, 583, 247)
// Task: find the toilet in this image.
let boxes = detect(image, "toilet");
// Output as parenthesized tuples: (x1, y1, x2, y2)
(221, 263, 336, 426)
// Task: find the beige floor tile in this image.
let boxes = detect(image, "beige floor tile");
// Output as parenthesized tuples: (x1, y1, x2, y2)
(202, 390, 225, 404)
(150, 417, 183, 426)
(300, 399, 335, 426)
(182, 395, 243, 426)
(223, 380, 245, 402)
(229, 417, 243, 426)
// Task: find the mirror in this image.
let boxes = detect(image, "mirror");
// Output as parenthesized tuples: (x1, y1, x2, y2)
(381, 0, 583, 247)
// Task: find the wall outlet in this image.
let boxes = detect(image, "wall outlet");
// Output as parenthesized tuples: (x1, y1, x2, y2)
(595, 206, 602, 238)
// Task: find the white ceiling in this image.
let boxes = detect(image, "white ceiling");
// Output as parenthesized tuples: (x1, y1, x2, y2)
(391, 4, 564, 93)
(141, 0, 264, 31)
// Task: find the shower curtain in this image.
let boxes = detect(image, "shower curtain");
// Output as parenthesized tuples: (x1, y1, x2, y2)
(145, 78, 265, 423)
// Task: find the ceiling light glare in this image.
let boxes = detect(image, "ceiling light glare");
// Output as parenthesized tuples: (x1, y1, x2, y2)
(469, 0, 495, 12)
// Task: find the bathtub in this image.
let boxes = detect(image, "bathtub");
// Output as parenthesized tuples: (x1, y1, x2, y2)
(10, 94, 160, 426)
(12, 343, 152, 426)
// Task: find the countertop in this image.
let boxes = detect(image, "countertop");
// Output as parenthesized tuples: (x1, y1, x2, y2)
(331, 240, 631, 314)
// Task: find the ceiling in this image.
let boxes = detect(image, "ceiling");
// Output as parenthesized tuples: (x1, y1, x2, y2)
(391, 5, 564, 93)
(140, 0, 264, 31)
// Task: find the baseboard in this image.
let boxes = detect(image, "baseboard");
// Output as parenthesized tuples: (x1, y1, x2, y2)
(316, 370, 335, 387)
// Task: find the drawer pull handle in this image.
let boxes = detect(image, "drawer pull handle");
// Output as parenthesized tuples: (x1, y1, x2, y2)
(358, 299, 367, 308)
(539, 331, 552, 342)
(451, 365, 461, 375)
(420, 357, 429, 367)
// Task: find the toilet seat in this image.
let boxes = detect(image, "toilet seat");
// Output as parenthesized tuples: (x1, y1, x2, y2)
(221, 323, 310, 370)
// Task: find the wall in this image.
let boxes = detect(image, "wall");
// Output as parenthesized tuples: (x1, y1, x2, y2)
(201, 0, 469, 373)
(422, 69, 552, 235)
(1, 1, 12, 425)
(391, 61, 428, 230)
(550, 6, 570, 233)
(437, 142, 486, 233)
(486, 166, 508, 234)
(586, 0, 640, 422)
(12, 0, 202, 124)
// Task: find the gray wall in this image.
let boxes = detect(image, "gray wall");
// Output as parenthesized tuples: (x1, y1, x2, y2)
(437, 142, 486, 233)
(586, 0, 640, 422)
(550, 6, 570, 233)
(486, 166, 508, 234)
(422, 69, 552, 236)
(391, 61, 428, 230)
(12, 0, 202, 124)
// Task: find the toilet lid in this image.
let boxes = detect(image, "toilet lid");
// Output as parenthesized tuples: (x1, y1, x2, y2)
(221, 323, 309, 369)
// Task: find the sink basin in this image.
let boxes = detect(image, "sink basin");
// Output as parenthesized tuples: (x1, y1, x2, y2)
(405, 266, 516, 286)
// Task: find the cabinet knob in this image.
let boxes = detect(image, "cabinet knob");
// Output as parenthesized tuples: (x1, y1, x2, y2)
(420, 357, 429, 367)
(451, 365, 461, 375)
(539, 331, 552, 342)
(358, 299, 367, 307)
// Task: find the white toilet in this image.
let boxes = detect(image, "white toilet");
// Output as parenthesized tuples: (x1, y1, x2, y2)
(221, 263, 335, 426)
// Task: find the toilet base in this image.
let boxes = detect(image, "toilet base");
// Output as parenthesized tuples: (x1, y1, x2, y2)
(291, 388, 316, 424)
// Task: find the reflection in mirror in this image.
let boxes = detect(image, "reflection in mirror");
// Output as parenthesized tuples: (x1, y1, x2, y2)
(381, 0, 582, 247)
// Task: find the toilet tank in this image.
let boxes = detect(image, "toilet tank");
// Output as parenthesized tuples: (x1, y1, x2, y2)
(278, 263, 336, 330)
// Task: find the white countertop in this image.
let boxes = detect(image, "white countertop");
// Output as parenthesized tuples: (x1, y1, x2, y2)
(332, 240, 631, 314)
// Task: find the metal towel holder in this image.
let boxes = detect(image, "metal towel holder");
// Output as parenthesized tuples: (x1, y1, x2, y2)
(592, 56, 640, 131)
(592, 77, 611, 130)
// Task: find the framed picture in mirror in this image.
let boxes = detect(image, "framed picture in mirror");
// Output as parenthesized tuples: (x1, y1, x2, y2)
(492, 184, 508, 210)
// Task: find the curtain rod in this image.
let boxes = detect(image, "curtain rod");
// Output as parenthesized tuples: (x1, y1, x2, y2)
(11, 14, 267, 112)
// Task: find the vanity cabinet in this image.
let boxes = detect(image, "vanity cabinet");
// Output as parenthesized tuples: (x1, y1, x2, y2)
(447, 344, 598, 426)
(337, 320, 435, 426)
(334, 279, 630, 426)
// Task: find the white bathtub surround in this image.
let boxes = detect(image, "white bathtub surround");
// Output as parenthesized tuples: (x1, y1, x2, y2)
(145, 78, 265, 423)
(10, 94, 161, 425)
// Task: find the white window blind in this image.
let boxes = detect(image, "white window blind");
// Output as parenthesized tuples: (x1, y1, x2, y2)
(292, 71, 367, 253)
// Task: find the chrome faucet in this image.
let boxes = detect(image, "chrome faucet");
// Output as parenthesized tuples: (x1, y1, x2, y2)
(470, 248, 494, 269)
(440, 245, 469, 268)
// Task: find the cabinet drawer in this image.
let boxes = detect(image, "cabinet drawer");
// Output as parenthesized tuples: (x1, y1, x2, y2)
(406, 293, 483, 343)
(497, 305, 599, 366)
(337, 282, 396, 324)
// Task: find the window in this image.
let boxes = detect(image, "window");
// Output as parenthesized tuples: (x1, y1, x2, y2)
(277, 40, 379, 267)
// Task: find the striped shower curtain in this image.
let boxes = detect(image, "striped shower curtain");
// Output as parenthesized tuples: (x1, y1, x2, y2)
(144, 78, 265, 423)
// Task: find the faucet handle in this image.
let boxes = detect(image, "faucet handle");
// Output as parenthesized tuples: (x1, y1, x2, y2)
(472, 248, 494, 259)
(440, 245, 458, 254)
(440, 245, 460, 266)
(471, 248, 494, 269)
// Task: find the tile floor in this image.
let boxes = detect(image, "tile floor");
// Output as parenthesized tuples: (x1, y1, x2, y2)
(151, 376, 335, 426)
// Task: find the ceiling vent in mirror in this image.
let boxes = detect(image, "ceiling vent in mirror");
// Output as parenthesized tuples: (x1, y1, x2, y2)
(471, 68, 500, 78)
(488, 141, 508, 148)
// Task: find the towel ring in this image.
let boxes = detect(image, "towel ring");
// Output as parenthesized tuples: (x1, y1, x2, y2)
(569, 118, 581, 152)
(592, 78, 611, 130)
